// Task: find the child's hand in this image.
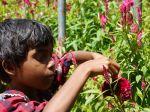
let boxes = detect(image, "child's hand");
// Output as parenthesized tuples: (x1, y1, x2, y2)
(80, 58, 120, 77)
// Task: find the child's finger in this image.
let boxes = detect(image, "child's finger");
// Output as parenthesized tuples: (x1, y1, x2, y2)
(109, 65, 119, 76)
(108, 60, 120, 71)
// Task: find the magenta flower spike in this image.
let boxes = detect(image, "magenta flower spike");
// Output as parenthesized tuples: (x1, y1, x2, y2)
(131, 23, 139, 33)
(137, 31, 142, 47)
(137, 7, 142, 24)
(126, 12, 133, 25)
(99, 13, 107, 29)
(23, 0, 31, 6)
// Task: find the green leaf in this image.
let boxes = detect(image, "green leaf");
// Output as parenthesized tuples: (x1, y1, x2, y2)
(136, 87, 143, 101)
(142, 108, 150, 112)
(85, 94, 95, 105)
(136, 75, 142, 83)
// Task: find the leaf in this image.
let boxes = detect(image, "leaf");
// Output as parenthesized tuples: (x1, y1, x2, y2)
(81, 89, 100, 94)
(141, 66, 148, 75)
(85, 94, 95, 105)
(142, 108, 150, 112)
(136, 75, 142, 83)
(136, 87, 143, 101)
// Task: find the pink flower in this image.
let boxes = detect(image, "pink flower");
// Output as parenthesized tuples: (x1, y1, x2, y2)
(99, 13, 107, 28)
(120, 2, 130, 13)
(126, 12, 133, 25)
(141, 81, 147, 90)
(126, 0, 134, 7)
(120, 0, 134, 26)
(137, 31, 142, 47)
(137, 7, 142, 24)
(131, 23, 139, 33)
(23, 0, 31, 6)
(120, 0, 134, 13)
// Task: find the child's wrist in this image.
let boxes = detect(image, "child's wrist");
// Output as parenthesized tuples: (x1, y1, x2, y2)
(76, 62, 92, 77)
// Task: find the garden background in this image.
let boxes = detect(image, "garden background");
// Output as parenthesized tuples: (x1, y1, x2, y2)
(0, 0, 150, 111)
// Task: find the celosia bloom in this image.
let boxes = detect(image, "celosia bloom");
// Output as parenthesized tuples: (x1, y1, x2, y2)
(137, 31, 142, 47)
(99, 13, 107, 28)
(120, 0, 134, 26)
(120, 0, 134, 13)
(131, 23, 139, 33)
(126, 12, 133, 25)
(23, 0, 31, 6)
(102, 78, 132, 101)
(137, 7, 142, 24)
(116, 78, 132, 101)
(120, 2, 130, 13)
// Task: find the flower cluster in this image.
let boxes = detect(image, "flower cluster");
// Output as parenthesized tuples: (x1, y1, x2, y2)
(98, 0, 109, 29)
(120, 0, 134, 26)
(101, 65, 132, 101)
(120, 0, 142, 47)
(102, 77, 132, 101)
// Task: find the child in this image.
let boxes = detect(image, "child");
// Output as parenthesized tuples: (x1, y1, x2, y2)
(0, 19, 120, 112)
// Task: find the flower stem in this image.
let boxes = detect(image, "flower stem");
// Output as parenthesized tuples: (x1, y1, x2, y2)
(109, 83, 125, 112)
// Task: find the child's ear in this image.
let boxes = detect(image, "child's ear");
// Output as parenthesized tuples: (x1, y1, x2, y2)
(2, 60, 16, 77)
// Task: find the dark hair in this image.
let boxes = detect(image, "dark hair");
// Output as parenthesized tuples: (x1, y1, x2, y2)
(0, 19, 54, 83)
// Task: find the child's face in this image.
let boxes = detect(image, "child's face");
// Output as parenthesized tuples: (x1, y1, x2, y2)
(14, 45, 55, 90)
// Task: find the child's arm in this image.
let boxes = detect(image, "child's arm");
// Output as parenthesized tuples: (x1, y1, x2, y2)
(43, 58, 119, 112)
(62, 50, 107, 64)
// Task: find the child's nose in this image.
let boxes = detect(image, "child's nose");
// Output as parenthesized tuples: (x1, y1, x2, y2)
(47, 60, 55, 71)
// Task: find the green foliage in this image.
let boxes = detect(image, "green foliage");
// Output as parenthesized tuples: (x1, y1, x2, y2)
(0, 0, 149, 111)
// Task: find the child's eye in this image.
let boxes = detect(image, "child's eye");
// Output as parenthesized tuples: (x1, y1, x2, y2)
(33, 52, 51, 64)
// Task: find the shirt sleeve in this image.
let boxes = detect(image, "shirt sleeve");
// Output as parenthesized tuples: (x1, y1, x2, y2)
(0, 95, 47, 112)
